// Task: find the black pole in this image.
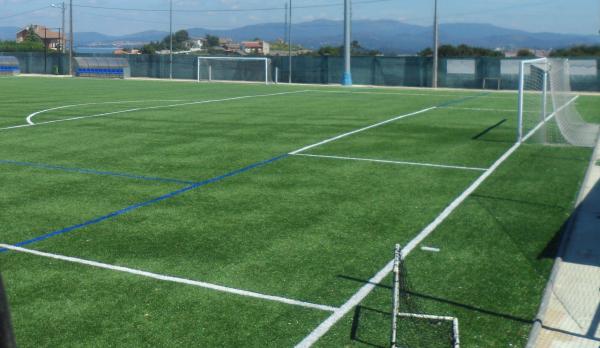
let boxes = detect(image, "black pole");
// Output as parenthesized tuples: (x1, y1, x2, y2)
(44, 27, 48, 74)
(0, 274, 16, 348)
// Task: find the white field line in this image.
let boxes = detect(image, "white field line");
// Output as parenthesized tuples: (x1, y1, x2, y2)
(294, 97, 578, 347)
(290, 107, 438, 155)
(440, 106, 538, 113)
(0, 244, 337, 313)
(305, 89, 516, 100)
(293, 153, 488, 172)
(26, 99, 189, 125)
(1, 91, 309, 131)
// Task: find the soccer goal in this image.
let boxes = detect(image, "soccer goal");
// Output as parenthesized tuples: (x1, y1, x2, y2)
(197, 57, 272, 85)
(390, 245, 460, 348)
(518, 58, 600, 146)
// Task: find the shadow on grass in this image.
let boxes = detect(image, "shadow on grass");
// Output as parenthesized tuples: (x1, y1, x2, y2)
(338, 275, 532, 325)
(472, 119, 507, 140)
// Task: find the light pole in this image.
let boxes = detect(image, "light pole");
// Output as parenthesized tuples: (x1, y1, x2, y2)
(51, 3, 66, 54)
(69, 0, 73, 76)
(169, 0, 173, 79)
(342, 0, 352, 86)
(288, 0, 292, 83)
(432, 0, 439, 88)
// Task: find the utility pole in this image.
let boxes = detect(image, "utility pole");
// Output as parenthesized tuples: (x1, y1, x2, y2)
(342, 0, 352, 86)
(169, 0, 173, 79)
(69, 0, 73, 76)
(288, 0, 292, 83)
(284, 2, 288, 45)
(44, 27, 48, 73)
(432, 0, 439, 88)
(61, 2, 65, 54)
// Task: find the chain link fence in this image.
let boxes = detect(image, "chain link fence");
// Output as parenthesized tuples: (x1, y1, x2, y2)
(1, 52, 599, 91)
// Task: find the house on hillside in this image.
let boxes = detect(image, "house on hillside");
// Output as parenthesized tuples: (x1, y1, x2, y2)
(241, 41, 270, 55)
(16, 25, 64, 50)
(186, 38, 206, 52)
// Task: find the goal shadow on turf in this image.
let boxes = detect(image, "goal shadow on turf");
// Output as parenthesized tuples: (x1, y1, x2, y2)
(338, 275, 532, 325)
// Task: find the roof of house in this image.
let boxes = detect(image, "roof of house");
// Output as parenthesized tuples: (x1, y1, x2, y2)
(18, 25, 62, 40)
(242, 42, 263, 49)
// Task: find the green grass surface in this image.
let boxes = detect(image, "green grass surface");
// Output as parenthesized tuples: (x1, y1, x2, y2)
(0, 76, 595, 347)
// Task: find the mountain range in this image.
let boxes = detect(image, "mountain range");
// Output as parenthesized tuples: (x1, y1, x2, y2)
(2, 20, 599, 54)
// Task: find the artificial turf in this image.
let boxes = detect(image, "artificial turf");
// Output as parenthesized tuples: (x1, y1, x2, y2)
(0, 76, 597, 347)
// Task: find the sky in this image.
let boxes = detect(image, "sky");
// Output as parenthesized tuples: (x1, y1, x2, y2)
(0, 0, 598, 36)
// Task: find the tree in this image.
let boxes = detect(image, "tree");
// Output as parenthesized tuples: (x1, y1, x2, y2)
(141, 42, 158, 55)
(517, 49, 535, 57)
(205, 34, 220, 48)
(25, 27, 42, 43)
(550, 45, 600, 57)
(419, 44, 504, 58)
(316, 41, 381, 56)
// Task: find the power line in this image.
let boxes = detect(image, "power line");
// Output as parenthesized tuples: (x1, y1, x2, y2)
(70, 0, 393, 13)
(0, 6, 51, 21)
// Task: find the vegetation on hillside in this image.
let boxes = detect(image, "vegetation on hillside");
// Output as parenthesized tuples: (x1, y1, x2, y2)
(550, 45, 600, 57)
(419, 44, 504, 57)
(315, 40, 381, 56)
(141, 30, 192, 54)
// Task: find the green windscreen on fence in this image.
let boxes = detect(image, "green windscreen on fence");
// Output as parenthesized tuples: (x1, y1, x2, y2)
(2, 52, 599, 91)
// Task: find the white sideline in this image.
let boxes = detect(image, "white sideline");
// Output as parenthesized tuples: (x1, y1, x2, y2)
(26, 99, 189, 125)
(1, 90, 309, 131)
(293, 153, 488, 172)
(294, 97, 578, 347)
(305, 89, 515, 100)
(290, 107, 438, 155)
(0, 243, 337, 313)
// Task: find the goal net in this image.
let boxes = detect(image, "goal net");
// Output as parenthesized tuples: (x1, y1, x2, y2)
(518, 58, 599, 146)
(390, 245, 459, 348)
(197, 57, 272, 85)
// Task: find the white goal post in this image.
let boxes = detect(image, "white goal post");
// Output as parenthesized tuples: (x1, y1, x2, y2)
(517, 58, 600, 146)
(197, 57, 271, 85)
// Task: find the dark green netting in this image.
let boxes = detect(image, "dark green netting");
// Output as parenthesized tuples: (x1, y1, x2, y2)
(2, 52, 599, 91)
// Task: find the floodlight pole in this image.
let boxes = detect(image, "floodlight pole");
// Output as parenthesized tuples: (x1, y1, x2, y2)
(61, 2, 65, 54)
(69, 0, 73, 76)
(342, 0, 353, 86)
(288, 0, 293, 84)
(432, 0, 439, 88)
(169, 0, 173, 79)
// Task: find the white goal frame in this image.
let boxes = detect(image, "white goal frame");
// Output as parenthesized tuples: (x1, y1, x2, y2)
(197, 57, 271, 85)
(517, 58, 549, 143)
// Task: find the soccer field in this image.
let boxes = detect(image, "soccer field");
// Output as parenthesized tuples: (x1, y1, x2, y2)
(0, 76, 597, 347)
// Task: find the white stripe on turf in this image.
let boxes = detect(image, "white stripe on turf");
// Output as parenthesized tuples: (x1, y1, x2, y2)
(1, 90, 310, 131)
(304, 89, 515, 100)
(293, 153, 488, 172)
(0, 244, 337, 313)
(290, 107, 438, 155)
(26, 99, 189, 125)
(293, 96, 578, 347)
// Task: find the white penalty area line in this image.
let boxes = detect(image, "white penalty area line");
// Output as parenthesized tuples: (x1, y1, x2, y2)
(293, 153, 488, 172)
(0, 243, 337, 313)
(294, 97, 577, 347)
(290, 107, 438, 155)
(1, 90, 310, 131)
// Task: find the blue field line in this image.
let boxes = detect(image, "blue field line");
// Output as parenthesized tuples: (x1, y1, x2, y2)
(437, 92, 492, 108)
(0, 159, 194, 185)
(1, 154, 289, 252)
